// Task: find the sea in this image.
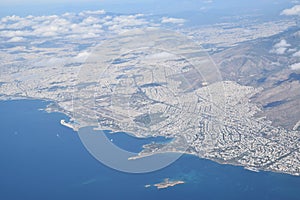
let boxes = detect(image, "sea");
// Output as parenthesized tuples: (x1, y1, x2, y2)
(1, 99, 300, 200)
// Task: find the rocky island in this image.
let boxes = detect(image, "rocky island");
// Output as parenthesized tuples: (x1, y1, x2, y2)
(145, 178, 185, 189)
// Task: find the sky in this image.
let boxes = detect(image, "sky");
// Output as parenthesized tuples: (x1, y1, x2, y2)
(0, 0, 298, 17)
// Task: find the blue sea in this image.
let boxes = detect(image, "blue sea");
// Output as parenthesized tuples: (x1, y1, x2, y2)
(1, 100, 300, 200)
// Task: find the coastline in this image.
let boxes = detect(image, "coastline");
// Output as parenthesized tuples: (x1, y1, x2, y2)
(1, 98, 299, 177)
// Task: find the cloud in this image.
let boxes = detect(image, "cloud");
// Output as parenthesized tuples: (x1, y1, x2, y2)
(79, 10, 106, 16)
(105, 14, 148, 33)
(1, 15, 36, 30)
(81, 16, 101, 25)
(33, 51, 91, 67)
(293, 50, 300, 57)
(274, 39, 291, 48)
(288, 48, 297, 53)
(293, 31, 300, 37)
(73, 51, 90, 62)
(0, 9, 177, 48)
(113, 15, 147, 26)
(144, 52, 176, 60)
(1, 15, 22, 22)
(281, 5, 300, 16)
(0, 10, 107, 39)
(289, 62, 300, 70)
(270, 39, 291, 55)
(161, 17, 186, 25)
(7, 36, 24, 42)
(0, 30, 31, 37)
(274, 47, 288, 54)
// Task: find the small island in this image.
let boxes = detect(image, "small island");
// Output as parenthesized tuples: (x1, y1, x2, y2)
(153, 178, 185, 189)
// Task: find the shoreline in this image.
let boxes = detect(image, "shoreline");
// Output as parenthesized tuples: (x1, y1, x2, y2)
(1, 98, 299, 177)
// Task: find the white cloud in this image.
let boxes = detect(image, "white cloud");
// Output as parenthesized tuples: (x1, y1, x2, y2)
(0, 11, 104, 39)
(0, 10, 160, 40)
(33, 51, 91, 67)
(0, 10, 175, 46)
(281, 5, 300, 16)
(32, 25, 59, 37)
(1, 15, 22, 23)
(105, 14, 148, 33)
(79, 10, 106, 16)
(0, 30, 33, 38)
(33, 17, 72, 37)
(288, 48, 297, 53)
(144, 52, 176, 60)
(33, 15, 59, 22)
(7, 36, 24, 42)
(81, 32, 99, 39)
(113, 15, 147, 26)
(270, 39, 291, 55)
(293, 31, 300, 37)
(274, 47, 288, 54)
(81, 16, 101, 25)
(274, 39, 291, 48)
(290, 63, 300, 70)
(161, 17, 186, 25)
(3, 17, 34, 30)
(293, 50, 300, 57)
(74, 51, 90, 61)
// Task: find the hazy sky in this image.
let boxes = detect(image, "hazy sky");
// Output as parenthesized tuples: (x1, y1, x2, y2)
(0, 0, 296, 17)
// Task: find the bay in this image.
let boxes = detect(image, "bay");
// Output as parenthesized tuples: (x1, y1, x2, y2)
(0, 100, 299, 200)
